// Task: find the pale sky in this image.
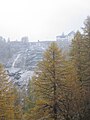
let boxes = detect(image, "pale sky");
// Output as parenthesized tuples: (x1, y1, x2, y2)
(0, 0, 90, 41)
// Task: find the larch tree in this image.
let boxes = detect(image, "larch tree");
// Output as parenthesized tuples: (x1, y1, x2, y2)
(0, 64, 22, 120)
(70, 16, 90, 120)
(30, 42, 67, 120)
(0, 64, 14, 119)
(82, 16, 90, 88)
(27, 42, 84, 120)
(82, 16, 90, 119)
(70, 31, 84, 82)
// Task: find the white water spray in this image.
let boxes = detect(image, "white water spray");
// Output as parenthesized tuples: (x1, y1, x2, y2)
(12, 54, 21, 68)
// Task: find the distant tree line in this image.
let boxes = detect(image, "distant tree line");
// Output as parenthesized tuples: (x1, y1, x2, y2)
(0, 36, 30, 65)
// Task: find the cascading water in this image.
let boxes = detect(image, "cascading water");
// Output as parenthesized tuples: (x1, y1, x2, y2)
(12, 54, 21, 68)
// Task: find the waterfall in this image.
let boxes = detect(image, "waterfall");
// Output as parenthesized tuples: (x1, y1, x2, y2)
(12, 54, 21, 68)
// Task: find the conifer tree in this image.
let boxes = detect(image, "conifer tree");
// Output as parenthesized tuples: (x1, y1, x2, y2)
(30, 42, 67, 120)
(0, 64, 15, 119)
(0, 64, 22, 120)
(27, 42, 85, 120)
(70, 16, 90, 96)
(70, 16, 90, 119)
(82, 16, 90, 119)
(82, 16, 90, 88)
(70, 31, 85, 82)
